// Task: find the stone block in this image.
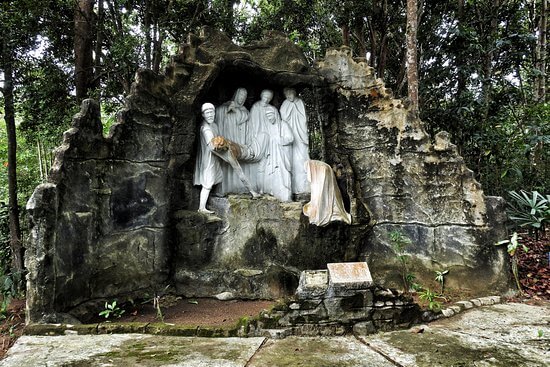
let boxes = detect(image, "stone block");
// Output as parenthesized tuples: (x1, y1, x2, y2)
(373, 319, 395, 332)
(449, 305, 462, 314)
(372, 306, 401, 321)
(455, 301, 474, 310)
(442, 309, 454, 318)
(470, 298, 482, 307)
(296, 299, 323, 311)
(295, 270, 328, 300)
(478, 296, 499, 305)
(323, 297, 371, 323)
(327, 262, 373, 297)
(260, 328, 292, 339)
(285, 303, 329, 325)
(353, 321, 377, 335)
(328, 262, 373, 287)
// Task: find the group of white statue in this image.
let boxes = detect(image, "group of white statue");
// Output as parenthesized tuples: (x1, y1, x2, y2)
(193, 87, 351, 227)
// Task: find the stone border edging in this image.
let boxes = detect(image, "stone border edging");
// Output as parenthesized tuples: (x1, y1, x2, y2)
(23, 295, 503, 338)
(439, 295, 502, 318)
(23, 322, 248, 338)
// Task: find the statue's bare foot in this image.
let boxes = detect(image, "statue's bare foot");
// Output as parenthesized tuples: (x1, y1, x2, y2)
(251, 191, 261, 199)
(198, 208, 215, 214)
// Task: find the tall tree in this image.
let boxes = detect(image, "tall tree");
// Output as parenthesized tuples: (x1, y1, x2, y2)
(406, 0, 419, 113)
(0, 38, 23, 274)
(0, 1, 44, 275)
(534, 0, 547, 101)
(74, 0, 95, 103)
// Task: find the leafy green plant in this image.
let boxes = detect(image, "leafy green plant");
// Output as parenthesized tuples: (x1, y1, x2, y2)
(496, 232, 528, 294)
(99, 300, 125, 319)
(507, 190, 549, 239)
(435, 270, 449, 294)
(419, 288, 443, 311)
(0, 268, 23, 321)
(153, 295, 164, 322)
(390, 230, 413, 293)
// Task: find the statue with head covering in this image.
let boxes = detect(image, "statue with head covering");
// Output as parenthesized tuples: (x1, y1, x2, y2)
(194, 103, 223, 213)
(303, 160, 352, 226)
(280, 87, 310, 195)
(215, 87, 250, 194)
(259, 106, 294, 202)
(248, 89, 275, 191)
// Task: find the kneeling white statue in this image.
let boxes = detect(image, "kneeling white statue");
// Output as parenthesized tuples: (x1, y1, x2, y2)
(303, 160, 352, 226)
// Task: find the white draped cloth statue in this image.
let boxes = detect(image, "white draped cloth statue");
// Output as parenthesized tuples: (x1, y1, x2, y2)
(215, 88, 249, 194)
(303, 160, 352, 226)
(194, 103, 223, 213)
(280, 88, 310, 194)
(247, 89, 274, 191)
(260, 106, 294, 202)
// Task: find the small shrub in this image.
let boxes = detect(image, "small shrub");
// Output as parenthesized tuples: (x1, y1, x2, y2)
(496, 232, 529, 294)
(507, 190, 549, 239)
(435, 269, 449, 294)
(99, 300, 125, 319)
(418, 288, 443, 311)
(389, 230, 413, 293)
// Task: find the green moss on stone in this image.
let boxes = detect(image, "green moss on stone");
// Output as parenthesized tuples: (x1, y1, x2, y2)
(385, 330, 541, 366)
(250, 338, 359, 367)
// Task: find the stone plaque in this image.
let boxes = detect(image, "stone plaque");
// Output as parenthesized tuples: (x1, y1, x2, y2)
(327, 262, 373, 288)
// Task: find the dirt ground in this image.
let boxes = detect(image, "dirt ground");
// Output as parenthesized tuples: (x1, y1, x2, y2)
(0, 299, 25, 360)
(93, 297, 276, 327)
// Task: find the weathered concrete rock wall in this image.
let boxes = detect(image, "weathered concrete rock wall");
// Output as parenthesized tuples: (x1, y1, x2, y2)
(316, 48, 509, 291)
(26, 28, 509, 323)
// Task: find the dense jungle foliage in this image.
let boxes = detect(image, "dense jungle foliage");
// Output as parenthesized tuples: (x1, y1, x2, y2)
(0, 0, 548, 277)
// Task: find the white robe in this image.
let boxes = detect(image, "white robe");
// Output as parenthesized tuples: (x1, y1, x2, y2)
(247, 101, 273, 191)
(303, 160, 351, 226)
(260, 119, 294, 202)
(215, 101, 249, 194)
(280, 97, 310, 194)
(193, 121, 222, 189)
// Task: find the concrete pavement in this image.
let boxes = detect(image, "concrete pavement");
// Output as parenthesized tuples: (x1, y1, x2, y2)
(1, 302, 548, 367)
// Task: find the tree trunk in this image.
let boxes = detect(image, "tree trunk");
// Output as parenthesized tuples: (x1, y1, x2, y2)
(1, 48, 23, 274)
(342, 24, 350, 47)
(455, 0, 468, 100)
(406, 0, 419, 114)
(352, 22, 367, 58)
(144, 0, 152, 70)
(535, 0, 547, 102)
(74, 0, 95, 103)
(152, 25, 166, 74)
(481, 0, 500, 119)
(93, 0, 104, 92)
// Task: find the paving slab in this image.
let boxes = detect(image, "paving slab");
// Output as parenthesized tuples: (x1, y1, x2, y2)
(0, 335, 266, 367)
(247, 336, 392, 367)
(2, 302, 548, 367)
(359, 302, 550, 367)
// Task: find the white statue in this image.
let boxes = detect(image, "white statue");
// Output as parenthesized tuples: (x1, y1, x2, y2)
(260, 106, 294, 202)
(216, 88, 249, 194)
(194, 103, 223, 214)
(248, 89, 274, 143)
(248, 89, 274, 191)
(280, 87, 310, 194)
(303, 160, 352, 226)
